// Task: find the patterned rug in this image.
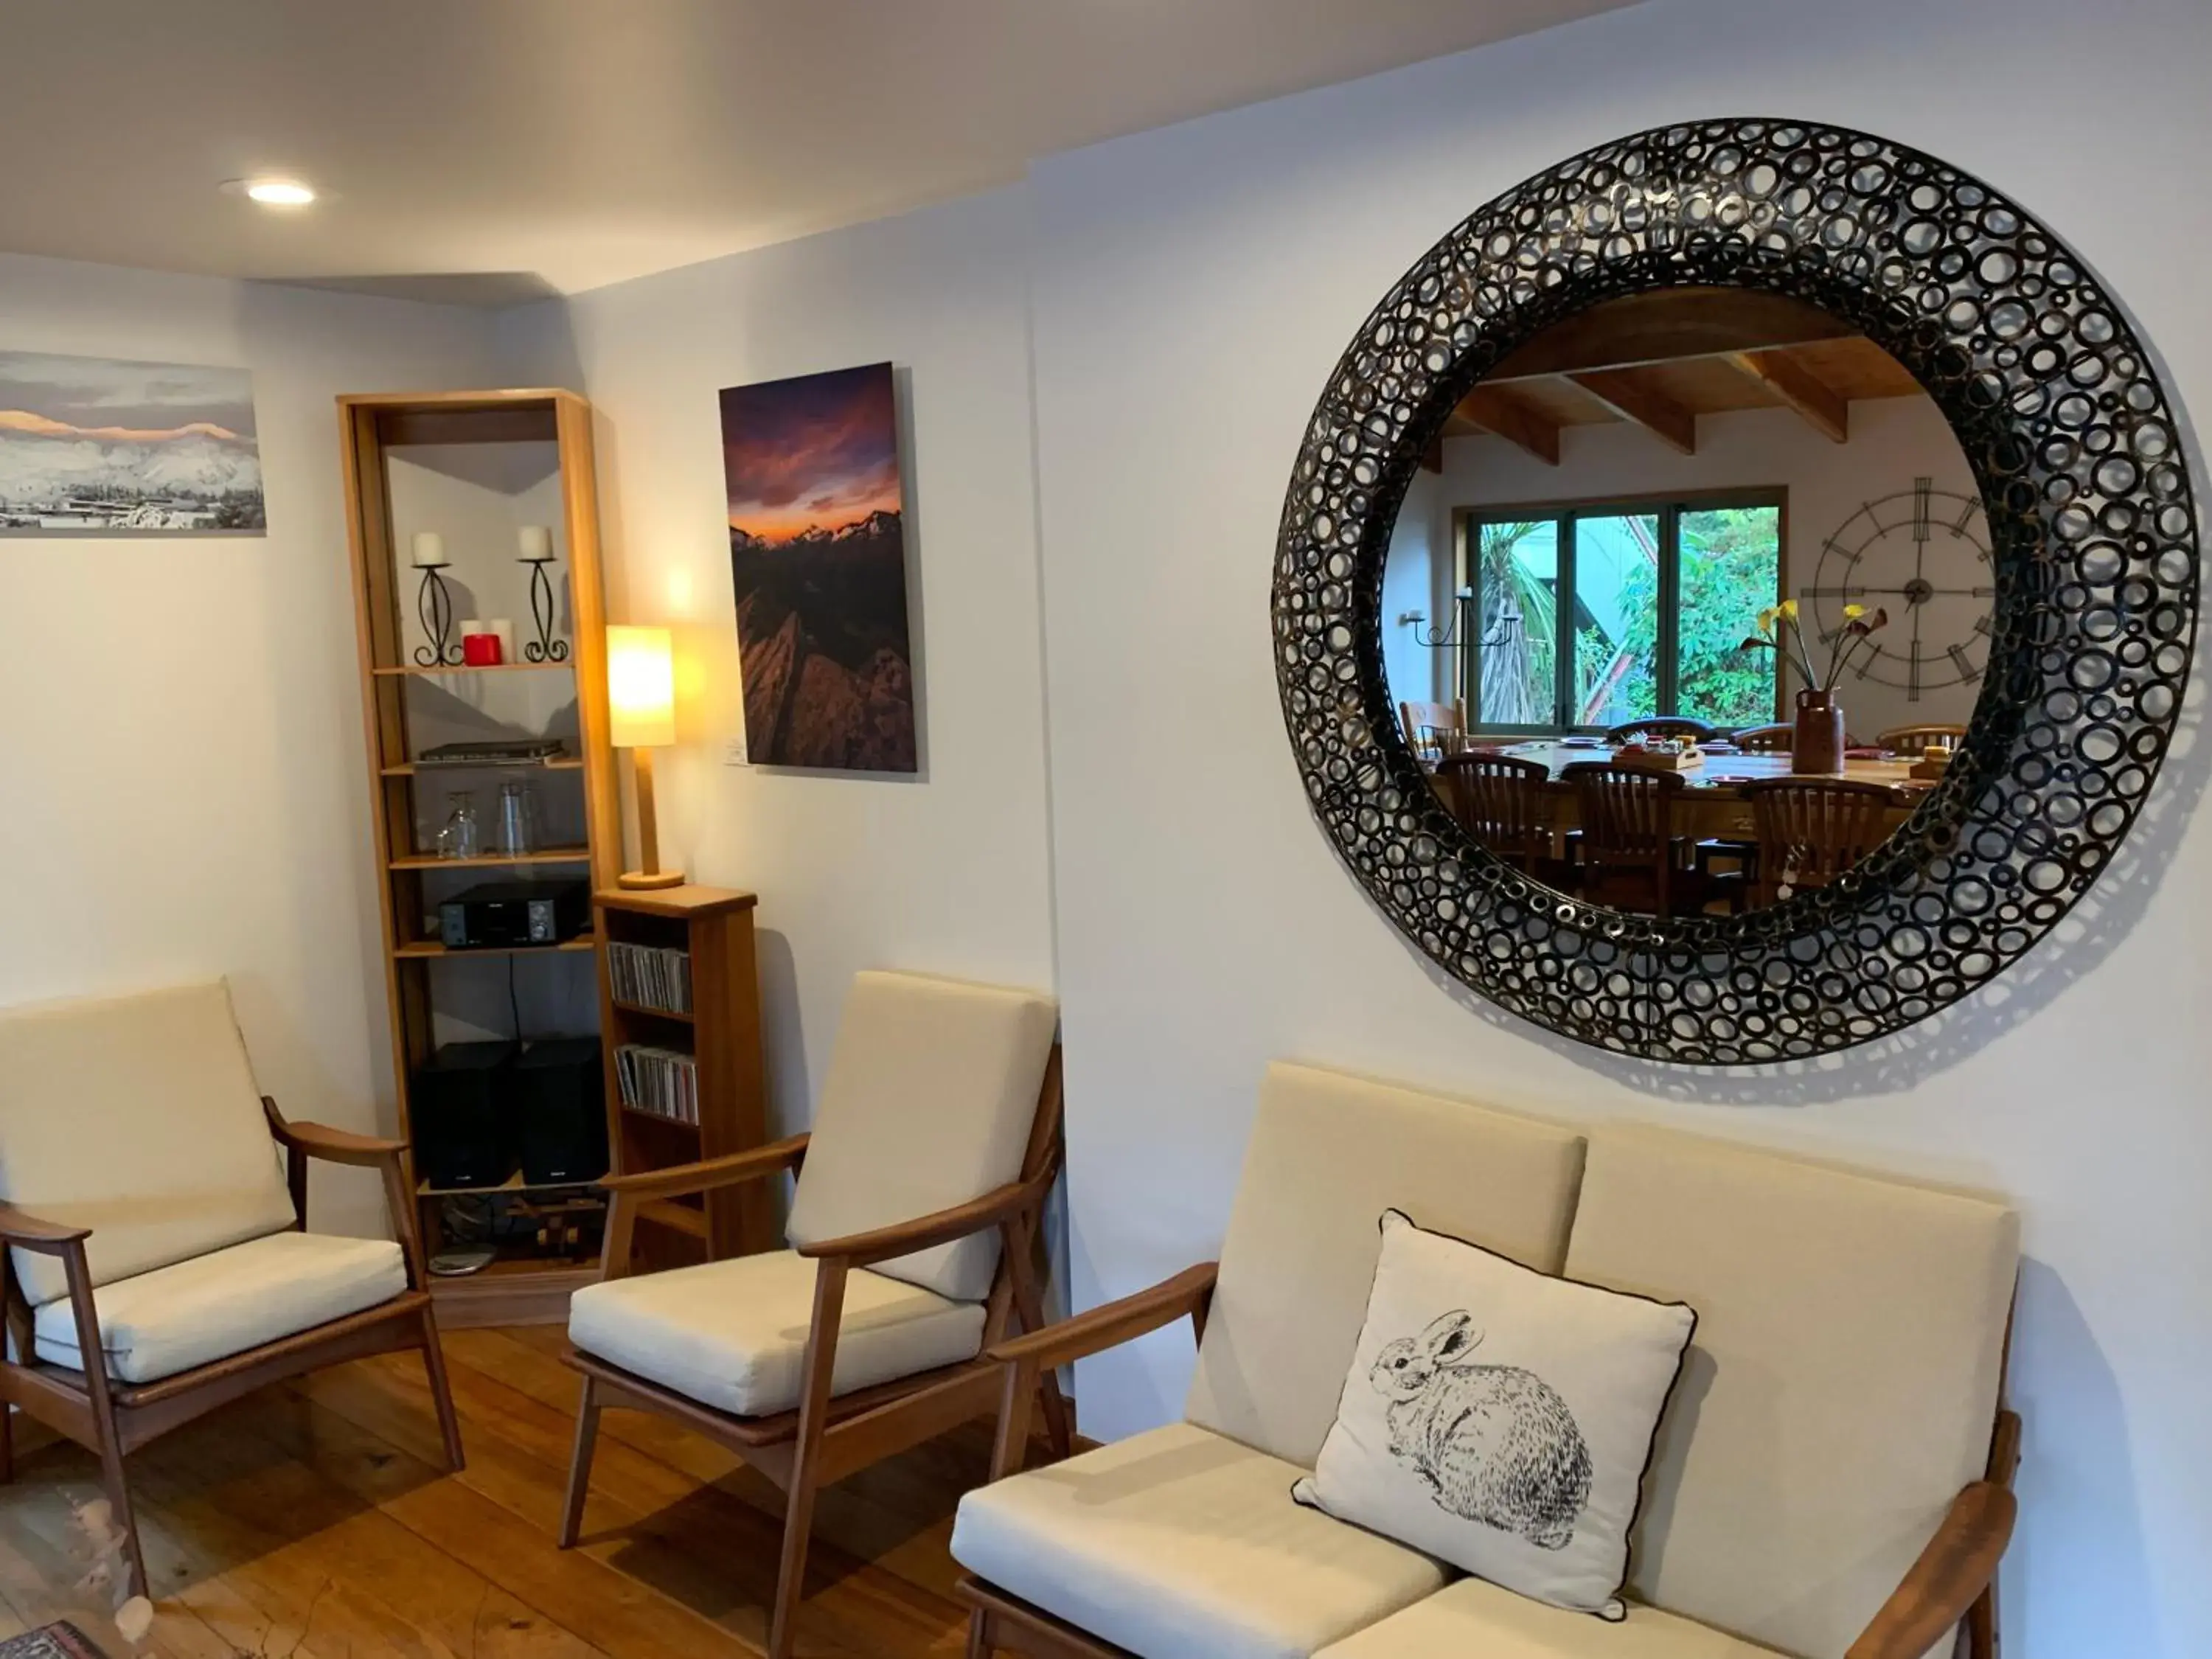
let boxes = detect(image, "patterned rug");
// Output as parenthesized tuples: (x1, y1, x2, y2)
(0, 1625, 108, 1659)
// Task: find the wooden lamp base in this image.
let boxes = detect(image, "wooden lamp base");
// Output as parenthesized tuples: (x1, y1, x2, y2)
(618, 745, 686, 891)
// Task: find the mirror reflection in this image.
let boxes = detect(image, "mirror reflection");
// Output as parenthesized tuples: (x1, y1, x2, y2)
(1384, 288, 1992, 914)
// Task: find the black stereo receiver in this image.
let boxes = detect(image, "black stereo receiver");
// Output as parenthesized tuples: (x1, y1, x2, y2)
(438, 880, 590, 949)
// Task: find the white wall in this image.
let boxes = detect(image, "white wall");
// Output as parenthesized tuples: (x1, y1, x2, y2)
(1023, 4, 2211, 1656)
(0, 251, 500, 1233)
(497, 187, 1059, 1141)
(1398, 395, 1984, 737)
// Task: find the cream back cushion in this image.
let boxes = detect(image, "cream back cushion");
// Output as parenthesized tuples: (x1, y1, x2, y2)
(1565, 1127, 2017, 1659)
(1185, 1062, 1585, 1469)
(785, 971, 1057, 1303)
(0, 982, 299, 1306)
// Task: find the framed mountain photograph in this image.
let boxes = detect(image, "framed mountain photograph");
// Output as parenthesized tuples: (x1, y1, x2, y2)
(720, 361, 916, 772)
(0, 350, 264, 534)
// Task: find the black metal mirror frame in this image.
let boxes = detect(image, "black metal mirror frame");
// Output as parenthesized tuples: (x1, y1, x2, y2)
(1273, 119, 2198, 1064)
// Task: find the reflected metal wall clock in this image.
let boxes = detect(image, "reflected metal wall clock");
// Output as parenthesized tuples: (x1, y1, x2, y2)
(1806, 478, 1993, 700)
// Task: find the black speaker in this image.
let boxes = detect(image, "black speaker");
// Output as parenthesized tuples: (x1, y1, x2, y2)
(412, 1041, 518, 1189)
(514, 1038, 609, 1186)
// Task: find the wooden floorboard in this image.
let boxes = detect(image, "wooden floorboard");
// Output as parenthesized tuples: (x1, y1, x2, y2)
(0, 1326, 1013, 1658)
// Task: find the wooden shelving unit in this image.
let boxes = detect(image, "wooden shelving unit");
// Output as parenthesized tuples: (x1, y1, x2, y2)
(596, 884, 774, 1265)
(337, 388, 620, 1326)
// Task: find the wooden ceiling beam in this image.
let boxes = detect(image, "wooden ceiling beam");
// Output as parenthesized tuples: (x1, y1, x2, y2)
(1566, 368, 1697, 455)
(1454, 387, 1560, 465)
(1725, 348, 1849, 442)
(1484, 288, 1857, 383)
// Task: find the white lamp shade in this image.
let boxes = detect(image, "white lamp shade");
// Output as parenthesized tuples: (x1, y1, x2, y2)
(606, 625, 676, 748)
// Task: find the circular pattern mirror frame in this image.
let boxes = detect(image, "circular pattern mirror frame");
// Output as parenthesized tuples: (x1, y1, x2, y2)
(1274, 118, 2198, 1065)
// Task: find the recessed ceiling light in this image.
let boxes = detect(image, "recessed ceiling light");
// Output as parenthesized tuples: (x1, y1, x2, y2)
(225, 177, 316, 206)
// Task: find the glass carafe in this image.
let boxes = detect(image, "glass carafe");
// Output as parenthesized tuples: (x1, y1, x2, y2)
(496, 780, 536, 857)
(435, 793, 481, 860)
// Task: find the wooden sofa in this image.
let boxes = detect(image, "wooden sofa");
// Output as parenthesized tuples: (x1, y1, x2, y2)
(953, 1062, 2020, 1659)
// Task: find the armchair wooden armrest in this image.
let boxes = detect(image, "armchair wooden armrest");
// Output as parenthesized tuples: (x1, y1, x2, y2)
(978, 1262, 1218, 1485)
(793, 1167, 1054, 1270)
(1845, 1480, 2017, 1659)
(599, 1134, 810, 1202)
(0, 1200, 91, 1253)
(987, 1262, 1219, 1371)
(262, 1097, 408, 1169)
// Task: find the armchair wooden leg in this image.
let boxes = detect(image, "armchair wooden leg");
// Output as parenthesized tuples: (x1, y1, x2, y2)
(60, 1242, 145, 1599)
(966, 1603, 995, 1659)
(417, 1305, 465, 1471)
(768, 1259, 848, 1659)
(0, 1402, 13, 1486)
(560, 1375, 602, 1549)
(1004, 1214, 1073, 1460)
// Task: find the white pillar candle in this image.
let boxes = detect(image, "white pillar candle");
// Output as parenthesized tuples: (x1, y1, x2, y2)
(412, 530, 446, 567)
(487, 619, 516, 660)
(518, 524, 552, 560)
(460, 620, 490, 638)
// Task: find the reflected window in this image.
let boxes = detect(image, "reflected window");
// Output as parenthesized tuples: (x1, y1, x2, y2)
(1459, 495, 1781, 733)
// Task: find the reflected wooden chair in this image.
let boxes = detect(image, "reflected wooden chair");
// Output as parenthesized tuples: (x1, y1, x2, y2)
(1562, 762, 1692, 915)
(1743, 778, 1904, 904)
(1730, 722, 1794, 753)
(1604, 715, 1724, 745)
(0, 983, 462, 1599)
(1432, 754, 1562, 881)
(1877, 723, 1969, 757)
(560, 970, 1071, 1659)
(1398, 698, 1465, 759)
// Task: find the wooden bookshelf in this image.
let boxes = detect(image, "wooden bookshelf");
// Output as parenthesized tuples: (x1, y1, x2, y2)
(337, 388, 620, 1326)
(596, 884, 773, 1265)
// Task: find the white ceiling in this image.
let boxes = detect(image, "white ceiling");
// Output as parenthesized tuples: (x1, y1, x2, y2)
(0, 0, 1635, 300)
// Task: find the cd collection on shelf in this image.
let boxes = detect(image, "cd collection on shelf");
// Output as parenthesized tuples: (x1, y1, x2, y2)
(606, 941, 692, 1015)
(615, 1043, 699, 1124)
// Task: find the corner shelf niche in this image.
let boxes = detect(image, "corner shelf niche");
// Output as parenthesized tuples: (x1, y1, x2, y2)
(338, 389, 620, 1326)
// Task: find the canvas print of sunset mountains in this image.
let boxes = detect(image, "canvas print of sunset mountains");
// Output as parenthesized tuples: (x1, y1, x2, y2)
(0, 350, 264, 533)
(722, 361, 915, 772)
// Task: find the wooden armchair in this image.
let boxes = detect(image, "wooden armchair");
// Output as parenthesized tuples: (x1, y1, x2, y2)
(560, 970, 1068, 1659)
(0, 983, 462, 1598)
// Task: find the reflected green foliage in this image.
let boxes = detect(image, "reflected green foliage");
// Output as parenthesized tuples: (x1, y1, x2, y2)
(1611, 507, 1779, 728)
(1475, 520, 1556, 725)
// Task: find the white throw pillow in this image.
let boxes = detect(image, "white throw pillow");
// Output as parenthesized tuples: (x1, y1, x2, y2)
(1293, 1209, 1696, 1618)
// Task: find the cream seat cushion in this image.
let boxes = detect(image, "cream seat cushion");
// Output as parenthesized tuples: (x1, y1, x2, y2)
(0, 982, 300, 1305)
(785, 971, 1058, 1304)
(568, 1248, 987, 1417)
(34, 1231, 408, 1385)
(1315, 1576, 1786, 1658)
(950, 1421, 1446, 1659)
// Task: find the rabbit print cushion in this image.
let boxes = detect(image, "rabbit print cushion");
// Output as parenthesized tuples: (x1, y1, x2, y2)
(1291, 1209, 1696, 1618)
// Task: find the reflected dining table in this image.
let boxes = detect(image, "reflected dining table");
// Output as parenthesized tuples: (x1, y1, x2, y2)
(1439, 740, 1933, 844)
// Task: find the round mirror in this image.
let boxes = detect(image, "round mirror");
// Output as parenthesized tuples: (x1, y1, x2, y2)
(1380, 290, 1992, 914)
(1275, 120, 2197, 1063)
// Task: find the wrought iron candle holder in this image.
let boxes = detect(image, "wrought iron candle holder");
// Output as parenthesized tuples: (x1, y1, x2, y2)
(521, 554, 570, 663)
(413, 564, 465, 667)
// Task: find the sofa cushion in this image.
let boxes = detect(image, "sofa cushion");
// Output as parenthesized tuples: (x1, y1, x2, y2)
(1564, 1127, 2017, 1659)
(0, 982, 300, 1305)
(1294, 1210, 1694, 1618)
(1186, 1062, 1585, 1469)
(785, 971, 1057, 1303)
(568, 1248, 987, 1417)
(1314, 1576, 1786, 1657)
(952, 1421, 1445, 1659)
(33, 1231, 408, 1384)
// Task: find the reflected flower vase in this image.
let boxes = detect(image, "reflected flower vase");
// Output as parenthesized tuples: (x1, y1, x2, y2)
(1792, 687, 1846, 774)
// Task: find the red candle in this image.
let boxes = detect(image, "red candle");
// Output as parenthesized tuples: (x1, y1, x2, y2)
(462, 632, 504, 667)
